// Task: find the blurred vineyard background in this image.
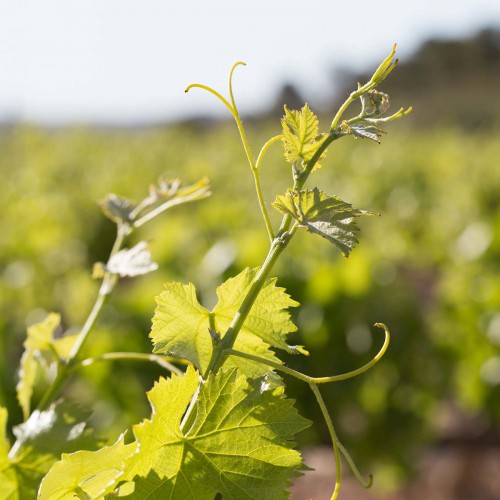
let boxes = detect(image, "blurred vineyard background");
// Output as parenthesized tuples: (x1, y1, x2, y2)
(2, 29, 500, 498)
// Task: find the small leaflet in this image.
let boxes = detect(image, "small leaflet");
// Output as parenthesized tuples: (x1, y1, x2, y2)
(99, 194, 136, 224)
(281, 104, 327, 169)
(273, 188, 374, 257)
(349, 124, 385, 143)
(106, 241, 158, 278)
(17, 313, 79, 421)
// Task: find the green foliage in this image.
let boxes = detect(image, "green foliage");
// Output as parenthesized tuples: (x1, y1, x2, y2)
(38, 435, 136, 500)
(2, 117, 499, 495)
(150, 268, 303, 376)
(0, 408, 18, 500)
(273, 188, 373, 257)
(121, 366, 309, 499)
(17, 313, 77, 420)
(0, 46, 419, 499)
(281, 104, 326, 169)
(1, 403, 100, 499)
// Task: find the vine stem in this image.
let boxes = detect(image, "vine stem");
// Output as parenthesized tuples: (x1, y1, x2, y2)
(309, 382, 342, 500)
(186, 66, 276, 242)
(35, 226, 127, 412)
(203, 230, 294, 376)
(71, 352, 185, 376)
(226, 323, 389, 383)
(133, 186, 211, 229)
(329, 44, 398, 131)
(228, 64, 275, 242)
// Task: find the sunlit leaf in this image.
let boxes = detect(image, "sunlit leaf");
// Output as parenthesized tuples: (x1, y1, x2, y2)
(2, 403, 100, 499)
(273, 188, 374, 256)
(212, 268, 301, 353)
(0, 408, 18, 500)
(17, 313, 61, 420)
(52, 333, 79, 360)
(38, 434, 136, 500)
(121, 366, 310, 499)
(151, 269, 303, 375)
(281, 104, 326, 169)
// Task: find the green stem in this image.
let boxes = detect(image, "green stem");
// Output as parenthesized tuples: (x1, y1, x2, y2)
(299, 130, 344, 186)
(227, 349, 311, 382)
(35, 370, 68, 413)
(133, 187, 211, 229)
(253, 135, 282, 241)
(276, 130, 345, 239)
(309, 382, 342, 500)
(227, 323, 389, 383)
(204, 125, 345, 378)
(71, 352, 185, 376)
(229, 93, 276, 242)
(252, 167, 275, 242)
(187, 69, 276, 241)
(204, 232, 293, 376)
(312, 323, 390, 383)
(255, 135, 282, 171)
(35, 226, 127, 412)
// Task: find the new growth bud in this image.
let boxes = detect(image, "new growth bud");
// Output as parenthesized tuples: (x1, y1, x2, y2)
(368, 90, 390, 114)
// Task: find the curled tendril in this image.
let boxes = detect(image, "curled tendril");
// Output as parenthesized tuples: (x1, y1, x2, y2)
(227, 323, 390, 498)
(313, 323, 390, 383)
(184, 83, 236, 119)
(186, 61, 277, 241)
(228, 61, 246, 112)
(184, 61, 248, 123)
(338, 441, 373, 489)
(228, 323, 391, 384)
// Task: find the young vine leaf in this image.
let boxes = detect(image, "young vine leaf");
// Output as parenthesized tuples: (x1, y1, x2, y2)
(281, 104, 326, 170)
(106, 241, 158, 278)
(346, 124, 385, 143)
(99, 194, 136, 225)
(17, 313, 78, 420)
(38, 434, 136, 500)
(151, 268, 304, 376)
(1, 403, 100, 499)
(119, 366, 310, 499)
(273, 188, 375, 257)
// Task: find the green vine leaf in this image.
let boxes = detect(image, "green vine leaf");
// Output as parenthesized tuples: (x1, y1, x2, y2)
(273, 188, 375, 257)
(17, 313, 78, 420)
(16, 313, 78, 419)
(151, 268, 304, 375)
(0, 408, 18, 500)
(281, 104, 326, 170)
(151, 281, 211, 370)
(1, 403, 101, 499)
(99, 194, 136, 224)
(341, 121, 385, 143)
(106, 241, 158, 277)
(38, 434, 136, 500)
(122, 366, 310, 499)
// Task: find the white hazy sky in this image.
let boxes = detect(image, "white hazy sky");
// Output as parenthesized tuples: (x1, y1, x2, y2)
(0, 0, 499, 124)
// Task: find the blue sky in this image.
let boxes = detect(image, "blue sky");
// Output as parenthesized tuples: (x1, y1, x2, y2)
(0, 0, 499, 124)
